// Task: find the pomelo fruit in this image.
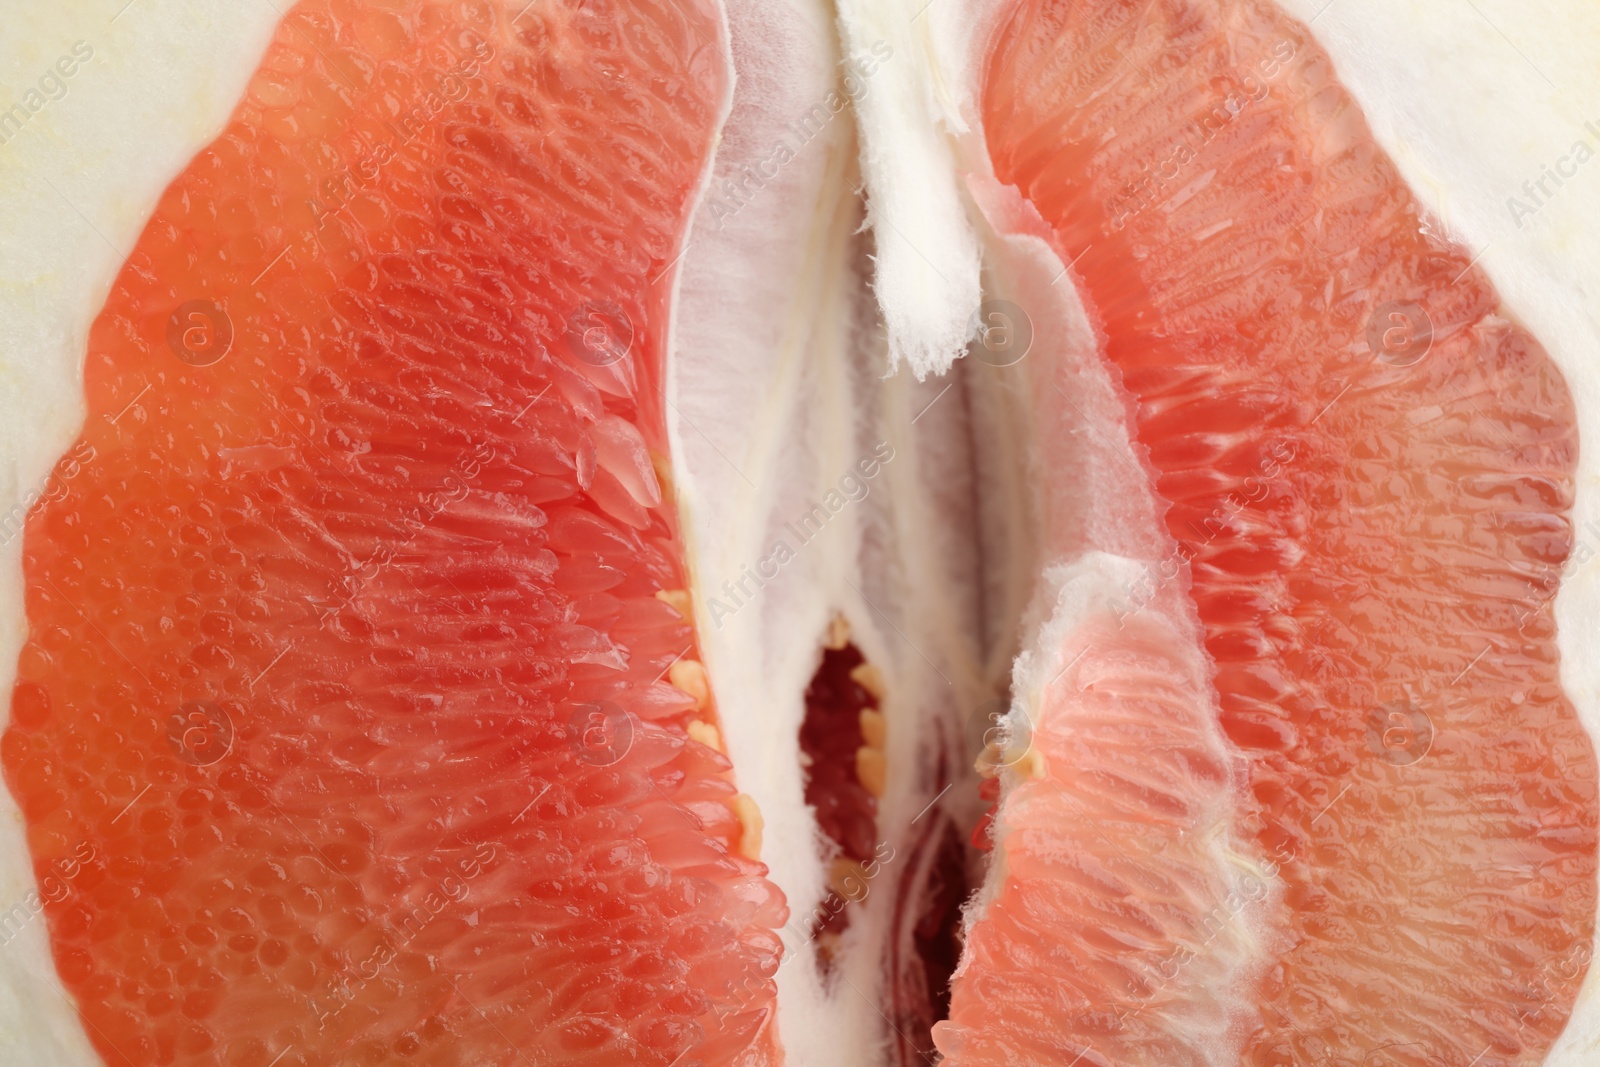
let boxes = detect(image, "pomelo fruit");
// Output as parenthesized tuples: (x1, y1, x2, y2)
(3, 2, 787, 1064)
(933, 2, 1596, 1064)
(0, 0, 1597, 1064)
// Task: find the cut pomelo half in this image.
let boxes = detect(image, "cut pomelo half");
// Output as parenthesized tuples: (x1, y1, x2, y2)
(1, 0, 1599, 1063)
(931, 0, 1597, 1065)
(2, 1, 788, 1064)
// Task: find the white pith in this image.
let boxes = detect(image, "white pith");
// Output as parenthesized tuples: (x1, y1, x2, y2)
(0, 1, 1594, 1065)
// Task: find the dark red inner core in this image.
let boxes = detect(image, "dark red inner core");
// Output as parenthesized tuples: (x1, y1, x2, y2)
(799, 642, 880, 956)
(798, 639, 975, 1062)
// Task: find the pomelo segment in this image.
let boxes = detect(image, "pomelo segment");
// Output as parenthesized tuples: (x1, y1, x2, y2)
(941, 564, 1274, 1067)
(939, 176, 1281, 1067)
(956, 0, 1598, 1063)
(1, 1, 787, 1065)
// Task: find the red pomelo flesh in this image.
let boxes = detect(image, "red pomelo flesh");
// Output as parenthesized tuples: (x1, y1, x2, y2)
(940, 0, 1598, 1064)
(1, 2, 787, 1065)
(941, 583, 1270, 1067)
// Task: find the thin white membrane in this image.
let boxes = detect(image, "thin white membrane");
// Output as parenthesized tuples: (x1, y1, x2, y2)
(0, 2, 282, 1060)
